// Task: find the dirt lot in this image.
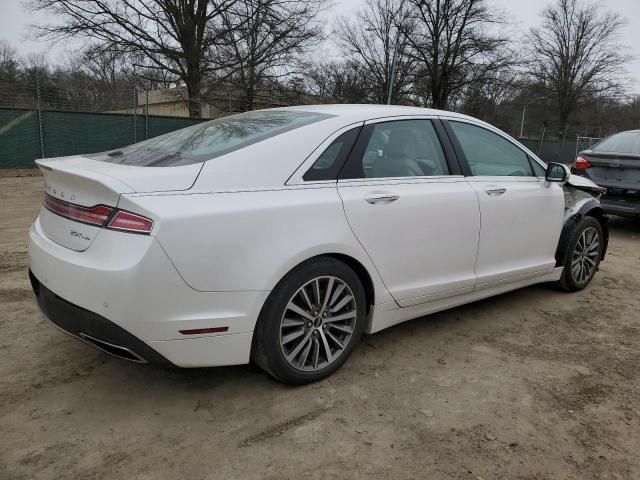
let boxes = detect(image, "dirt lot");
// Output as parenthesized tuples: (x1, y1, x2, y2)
(1, 175, 639, 480)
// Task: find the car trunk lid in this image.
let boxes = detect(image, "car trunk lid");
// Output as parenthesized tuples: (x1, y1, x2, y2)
(35, 156, 202, 251)
(581, 151, 640, 188)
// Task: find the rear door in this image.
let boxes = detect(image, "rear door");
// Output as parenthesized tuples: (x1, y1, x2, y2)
(443, 119, 564, 286)
(337, 117, 480, 307)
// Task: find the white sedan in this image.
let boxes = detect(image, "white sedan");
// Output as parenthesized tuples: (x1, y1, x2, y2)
(28, 105, 608, 384)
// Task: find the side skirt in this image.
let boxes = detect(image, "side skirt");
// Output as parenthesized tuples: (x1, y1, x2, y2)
(365, 267, 563, 334)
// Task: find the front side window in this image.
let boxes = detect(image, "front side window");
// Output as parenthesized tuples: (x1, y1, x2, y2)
(358, 120, 449, 179)
(87, 110, 334, 167)
(530, 158, 547, 176)
(449, 121, 533, 177)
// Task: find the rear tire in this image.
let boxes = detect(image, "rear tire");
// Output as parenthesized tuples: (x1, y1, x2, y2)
(556, 216, 604, 292)
(252, 257, 366, 385)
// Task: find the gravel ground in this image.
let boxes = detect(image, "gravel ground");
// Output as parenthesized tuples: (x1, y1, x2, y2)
(1, 175, 639, 480)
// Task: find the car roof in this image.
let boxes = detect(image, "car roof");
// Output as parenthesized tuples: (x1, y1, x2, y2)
(273, 104, 476, 123)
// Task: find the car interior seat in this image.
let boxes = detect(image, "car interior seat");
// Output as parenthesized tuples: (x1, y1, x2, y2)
(371, 128, 424, 178)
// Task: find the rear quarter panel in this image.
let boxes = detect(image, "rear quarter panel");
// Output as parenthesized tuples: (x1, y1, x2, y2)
(121, 187, 392, 303)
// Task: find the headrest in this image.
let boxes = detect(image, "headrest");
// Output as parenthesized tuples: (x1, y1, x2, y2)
(386, 128, 418, 158)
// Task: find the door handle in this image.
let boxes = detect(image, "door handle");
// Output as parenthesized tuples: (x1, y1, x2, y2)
(365, 192, 399, 204)
(484, 186, 507, 196)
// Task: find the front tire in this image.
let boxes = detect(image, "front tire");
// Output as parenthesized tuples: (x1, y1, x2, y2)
(556, 216, 604, 291)
(252, 257, 366, 385)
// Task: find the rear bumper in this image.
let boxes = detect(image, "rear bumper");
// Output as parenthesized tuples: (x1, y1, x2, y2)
(28, 216, 269, 367)
(30, 270, 173, 366)
(572, 172, 640, 217)
(600, 197, 640, 216)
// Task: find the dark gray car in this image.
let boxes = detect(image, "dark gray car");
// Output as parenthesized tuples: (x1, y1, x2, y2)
(573, 130, 640, 218)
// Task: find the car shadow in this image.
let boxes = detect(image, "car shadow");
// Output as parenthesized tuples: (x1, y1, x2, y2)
(607, 215, 640, 235)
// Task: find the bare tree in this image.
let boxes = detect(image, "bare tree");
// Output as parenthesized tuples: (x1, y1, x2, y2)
(21, 52, 49, 76)
(0, 41, 20, 83)
(334, 0, 415, 104)
(74, 46, 132, 91)
(528, 0, 629, 129)
(461, 70, 520, 118)
(26, 0, 237, 117)
(305, 60, 370, 103)
(0, 41, 25, 107)
(215, 0, 326, 111)
(55, 47, 140, 110)
(403, 0, 516, 110)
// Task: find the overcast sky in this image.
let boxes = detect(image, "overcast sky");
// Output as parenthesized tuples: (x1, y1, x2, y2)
(1, 0, 639, 92)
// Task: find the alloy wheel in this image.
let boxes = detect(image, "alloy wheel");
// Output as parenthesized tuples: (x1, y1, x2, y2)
(279, 275, 357, 372)
(570, 226, 600, 284)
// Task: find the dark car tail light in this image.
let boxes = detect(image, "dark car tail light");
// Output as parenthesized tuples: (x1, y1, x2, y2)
(574, 156, 591, 170)
(43, 193, 153, 234)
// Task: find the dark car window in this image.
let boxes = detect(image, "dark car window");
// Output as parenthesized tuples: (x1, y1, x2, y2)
(449, 121, 533, 177)
(87, 110, 334, 167)
(356, 120, 449, 179)
(593, 131, 640, 155)
(304, 127, 361, 181)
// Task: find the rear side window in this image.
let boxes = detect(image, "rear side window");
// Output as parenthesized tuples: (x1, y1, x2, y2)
(593, 132, 640, 155)
(449, 121, 533, 177)
(304, 127, 361, 181)
(87, 110, 334, 167)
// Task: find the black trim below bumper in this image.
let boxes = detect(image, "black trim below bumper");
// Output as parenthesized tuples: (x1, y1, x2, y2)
(29, 270, 173, 366)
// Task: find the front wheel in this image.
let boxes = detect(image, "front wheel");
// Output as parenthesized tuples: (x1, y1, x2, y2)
(252, 258, 366, 385)
(556, 217, 604, 291)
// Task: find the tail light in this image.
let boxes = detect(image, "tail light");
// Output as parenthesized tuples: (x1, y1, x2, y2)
(575, 156, 591, 170)
(43, 193, 153, 234)
(44, 194, 113, 227)
(107, 211, 154, 234)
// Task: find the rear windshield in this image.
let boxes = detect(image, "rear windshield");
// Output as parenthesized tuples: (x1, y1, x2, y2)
(87, 110, 333, 167)
(592, 131, 640, 155)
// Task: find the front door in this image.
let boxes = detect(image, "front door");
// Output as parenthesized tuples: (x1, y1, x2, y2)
(445, 119, 565, 286)
(338, 118, 480, 307)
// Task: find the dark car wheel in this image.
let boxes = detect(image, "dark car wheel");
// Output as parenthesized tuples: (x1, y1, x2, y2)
(556, 217, 604, 292)
(252, 257, 366, 385)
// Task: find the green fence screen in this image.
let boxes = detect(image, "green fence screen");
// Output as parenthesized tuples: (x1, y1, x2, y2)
(0, 108, 205, 169)
(518, 138, 579, 165)
(1, 106, 581, 169)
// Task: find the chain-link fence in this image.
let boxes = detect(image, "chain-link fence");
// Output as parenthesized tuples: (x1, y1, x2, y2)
(517, 137, 595, 165)
(0, 76, 606, 169)
(0, 77, 328, 169)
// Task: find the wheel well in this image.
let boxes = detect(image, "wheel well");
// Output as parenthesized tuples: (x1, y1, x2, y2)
(319, 253, 375, 314)
(556, 206, 609, 267)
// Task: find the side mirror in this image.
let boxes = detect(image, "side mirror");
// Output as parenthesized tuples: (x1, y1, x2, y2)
(545, 162, 569, 183)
